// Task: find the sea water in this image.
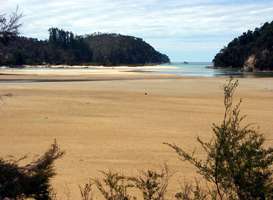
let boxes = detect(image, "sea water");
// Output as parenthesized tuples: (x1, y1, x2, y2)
(160, 62, 273, 78)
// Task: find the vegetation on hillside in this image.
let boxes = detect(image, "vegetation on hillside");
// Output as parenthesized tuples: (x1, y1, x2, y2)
(213, 21, 273, 71)
(0, 29, 169, 67)
(85, 33, 169, 66)
(0, 10, 169, 67)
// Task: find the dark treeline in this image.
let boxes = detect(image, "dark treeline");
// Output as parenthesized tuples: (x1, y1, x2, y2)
(85, 33, 170, 66)
(0, 28, 170, 67)
(213, 21, 273, 71)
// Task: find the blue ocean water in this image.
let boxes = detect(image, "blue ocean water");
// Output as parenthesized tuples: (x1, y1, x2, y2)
(160, 62, 273, 78)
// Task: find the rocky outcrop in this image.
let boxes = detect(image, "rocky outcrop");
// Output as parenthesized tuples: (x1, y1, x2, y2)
(243, 55, 256, 72)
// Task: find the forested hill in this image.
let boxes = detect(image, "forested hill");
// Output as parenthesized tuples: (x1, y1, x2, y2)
(86, 33, 169, 66)
(213, 21, 273, 71)
(0, 28, 170, 67)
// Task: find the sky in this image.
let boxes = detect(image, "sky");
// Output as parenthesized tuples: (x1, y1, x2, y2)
(1, 0, 273, 62)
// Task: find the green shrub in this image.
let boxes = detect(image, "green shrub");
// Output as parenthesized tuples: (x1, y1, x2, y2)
(165, 78, 273, 200)
(130, 165, 170, 200)
(93, 170, 136, 200)
(174, 180, 208, 200)
(79, 180, 94, 200)
(0, 140, 64, 200)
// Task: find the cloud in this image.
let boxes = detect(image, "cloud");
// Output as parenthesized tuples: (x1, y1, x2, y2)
(1, 0, 273, 61)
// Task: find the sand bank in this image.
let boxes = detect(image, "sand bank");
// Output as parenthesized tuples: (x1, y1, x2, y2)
(0, 73, 272, 198)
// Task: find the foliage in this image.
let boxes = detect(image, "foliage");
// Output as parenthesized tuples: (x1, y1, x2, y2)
(0, 26, 170, 66)
(86, 33, 169, 66)
(174, 181, 208, 200)
(213, 21, 273, 70)
(0, 140, 64, 200)
(93, 170, 136, 200)
(48, 28, 92, 64)
(0, 6, 23, 44)
(165, 78, 273, 200)
(0, 9, 170, 67)
(130, 165, 170, 200)
(79, 180, 94, 200)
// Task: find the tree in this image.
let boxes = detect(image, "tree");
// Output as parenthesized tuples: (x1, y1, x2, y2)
(0, 7, 23, 43)
(165, 78, 273, 200)
(0, 140, 64, 200)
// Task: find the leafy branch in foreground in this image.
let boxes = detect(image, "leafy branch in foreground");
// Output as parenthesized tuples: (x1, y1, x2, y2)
(79, 180, 94, 200)
(81, 165, 170, 200)
(93, 170, 136, 200)
(0, 140, 64, 200)
(175, 180, 208, 200)
(165, 78, 273, 200)
(130, 165, 170, 200)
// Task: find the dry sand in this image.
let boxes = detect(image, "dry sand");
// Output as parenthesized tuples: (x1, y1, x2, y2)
(0, 69, 273, 198)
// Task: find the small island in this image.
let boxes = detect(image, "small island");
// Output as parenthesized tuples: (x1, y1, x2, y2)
(213, 21, 273, 71)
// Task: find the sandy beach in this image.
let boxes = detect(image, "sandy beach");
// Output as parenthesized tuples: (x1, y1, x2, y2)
(0, 69, 273, 198)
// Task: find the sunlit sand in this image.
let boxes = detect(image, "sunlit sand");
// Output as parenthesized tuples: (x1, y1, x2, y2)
(0, 71, 273, 198)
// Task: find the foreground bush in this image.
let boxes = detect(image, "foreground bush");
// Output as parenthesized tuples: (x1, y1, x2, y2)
(0, 140, 64, 200)
(165, 79, 273, 200)
(80, 167, 170, 200)
(130, 165, 170, 200)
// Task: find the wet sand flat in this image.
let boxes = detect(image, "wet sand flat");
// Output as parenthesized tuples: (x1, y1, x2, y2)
(0, 71, 273, 198)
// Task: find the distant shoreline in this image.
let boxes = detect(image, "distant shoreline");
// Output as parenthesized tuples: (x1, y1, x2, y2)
(0, 64, 177, 73)
(0, 65, 180, 84)
(0, 63, 170, 69)
(1, 64, 273, 79)
(207, 65, 273, 73)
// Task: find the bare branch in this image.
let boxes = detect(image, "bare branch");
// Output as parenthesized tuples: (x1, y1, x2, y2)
(0, 6, 23, 39)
